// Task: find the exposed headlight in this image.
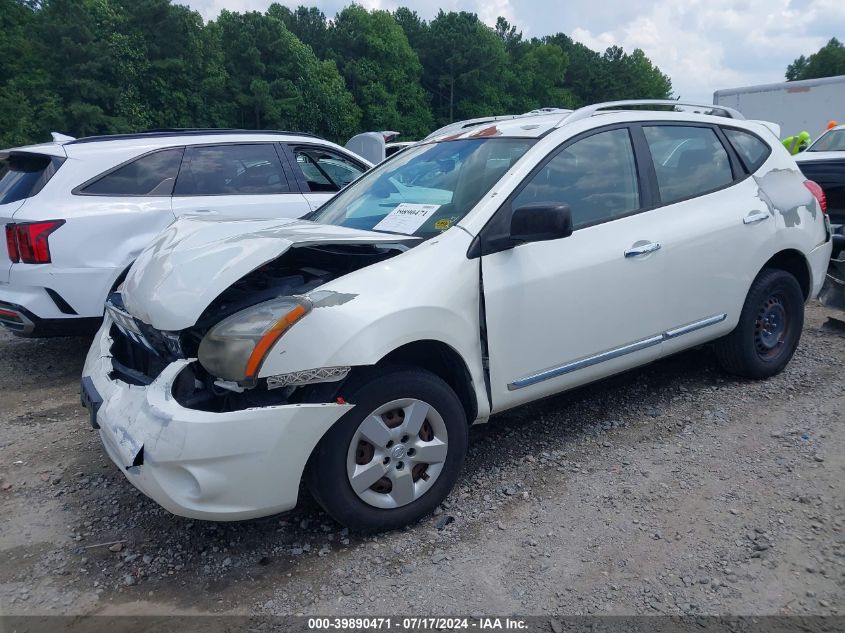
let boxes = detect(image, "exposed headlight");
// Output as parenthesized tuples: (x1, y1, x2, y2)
(198, 296, 311, 384)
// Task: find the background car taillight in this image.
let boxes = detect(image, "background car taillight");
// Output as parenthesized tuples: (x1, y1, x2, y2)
(4, 225, 19, 263)
(804, 180, 827, 214)
(10, 220, 65, 264)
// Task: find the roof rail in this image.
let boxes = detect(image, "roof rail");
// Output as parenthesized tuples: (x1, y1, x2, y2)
(66, 128, 323, 145)
(559, 99, 745, 127)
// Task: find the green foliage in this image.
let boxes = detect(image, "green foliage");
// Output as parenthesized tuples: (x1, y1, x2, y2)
(543, 34, 672, 105)
(326, 5, 432, 137)
(425, 11, 511, 123)
(0, 0, 674, 148)
(786, 38, 845, 81)
(268, 4, 329, 58)
(214, 9, 360, 139)
(513, 44, 577, 111)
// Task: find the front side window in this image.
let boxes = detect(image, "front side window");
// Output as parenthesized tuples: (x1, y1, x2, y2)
(808, 129, 845, 152)
(724, 128, 770, 172)
(308, 138, 535, 238)
(293, 148, 366, 192)
(512, 128, 640, 230)
(174, 144, 289, 195)
(81, 148, 183, 196)
(644, 126, 733, 204)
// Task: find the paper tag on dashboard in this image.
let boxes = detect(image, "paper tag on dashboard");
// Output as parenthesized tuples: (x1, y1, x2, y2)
(373, 203, 440, 235)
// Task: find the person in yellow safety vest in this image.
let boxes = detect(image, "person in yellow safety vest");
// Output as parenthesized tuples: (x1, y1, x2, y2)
(782, 131, 812, 155)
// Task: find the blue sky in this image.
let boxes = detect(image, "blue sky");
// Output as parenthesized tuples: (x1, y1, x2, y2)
(182, 0, 844, 103)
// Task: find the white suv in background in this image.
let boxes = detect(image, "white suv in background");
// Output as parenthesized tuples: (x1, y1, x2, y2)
(0, 129, 370, 336)
(82, 101, 831, 532)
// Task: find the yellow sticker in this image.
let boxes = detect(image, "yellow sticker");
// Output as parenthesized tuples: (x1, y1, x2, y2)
(434, 218, 452, 231)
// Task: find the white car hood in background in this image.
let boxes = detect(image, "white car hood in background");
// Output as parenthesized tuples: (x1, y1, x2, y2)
(122, 216, 417, 331)
(795, 151, 844, 163)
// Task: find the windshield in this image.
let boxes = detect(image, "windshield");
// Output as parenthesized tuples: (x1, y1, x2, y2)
(307, 138, 535, 238)
(808, 129, 845, 152)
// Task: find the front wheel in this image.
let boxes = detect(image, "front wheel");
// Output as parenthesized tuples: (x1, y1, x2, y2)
(715, 268, 804, 379)
(307, 367, 468, 532)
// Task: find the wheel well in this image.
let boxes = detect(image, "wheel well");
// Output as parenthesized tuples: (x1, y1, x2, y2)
(375, 340, 478, 425)
(763, 250, 811, 300)
(110, 263, 133, 294)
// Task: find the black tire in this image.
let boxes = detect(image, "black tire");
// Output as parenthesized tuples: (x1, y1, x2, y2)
(307, 366, 468, 533)
(715, 268, 804, 379)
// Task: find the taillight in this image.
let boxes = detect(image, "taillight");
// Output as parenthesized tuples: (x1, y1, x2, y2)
(804, 180, 827, 214)
(14, 220, 65, 264)
(5, 225, 18, 263)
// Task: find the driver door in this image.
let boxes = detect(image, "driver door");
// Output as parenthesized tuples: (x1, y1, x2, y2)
(481, 126, 667, 411)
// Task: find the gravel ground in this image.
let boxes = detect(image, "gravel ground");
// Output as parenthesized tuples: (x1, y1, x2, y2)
(1, 303, 843, 618)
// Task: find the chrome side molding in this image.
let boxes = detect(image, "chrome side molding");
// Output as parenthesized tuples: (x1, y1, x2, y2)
(508, 314, 727, 390)
(664, 313, 726, 339)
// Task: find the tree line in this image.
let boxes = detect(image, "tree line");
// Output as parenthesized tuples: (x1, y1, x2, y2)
(786, 38, 845, 82)
(0, 0, 674, 148)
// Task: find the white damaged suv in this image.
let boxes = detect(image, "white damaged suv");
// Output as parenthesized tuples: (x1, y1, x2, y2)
(81, 101, 832, 531)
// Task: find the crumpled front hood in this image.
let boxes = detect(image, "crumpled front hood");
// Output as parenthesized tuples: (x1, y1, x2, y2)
(122, 216, 417, 331)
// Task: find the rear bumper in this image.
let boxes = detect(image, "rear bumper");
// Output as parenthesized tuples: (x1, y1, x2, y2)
(808, 239, 834, 300)
(820, 236, 845, 314)
(0, 298, 99, 336)
(0, 264, 121, 323)
(82, 319, 354, 521)
(828, 209, 845, 229)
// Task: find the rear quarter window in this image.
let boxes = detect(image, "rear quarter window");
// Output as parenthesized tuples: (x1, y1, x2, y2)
(723, 128, 771, 173)
(643, 126, 734, 204)
(0, 154, 64, 205)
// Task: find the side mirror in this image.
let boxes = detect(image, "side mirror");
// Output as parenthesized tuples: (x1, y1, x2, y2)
(510, 203, 573, 243)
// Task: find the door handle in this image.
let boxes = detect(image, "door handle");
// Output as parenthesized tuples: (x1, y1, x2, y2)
(743, 210, 770, 225)
(624, 242, 661, 258)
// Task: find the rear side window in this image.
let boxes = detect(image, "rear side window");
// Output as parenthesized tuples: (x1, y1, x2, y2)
(724, 128, 771, 172)
(81, 148, 184, 196)
(643, 126, 733, 204)
(512, 128, 640, 230)
(293, 147, 366, 193)
(174, 144, 290, 195)
(0, 154, 64, 205)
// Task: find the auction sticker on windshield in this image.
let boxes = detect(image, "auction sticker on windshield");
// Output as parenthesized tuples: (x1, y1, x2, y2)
(373, 203, 440, 234)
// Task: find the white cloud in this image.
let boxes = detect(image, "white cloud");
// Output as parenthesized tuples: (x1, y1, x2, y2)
(568, 0, 837, 101)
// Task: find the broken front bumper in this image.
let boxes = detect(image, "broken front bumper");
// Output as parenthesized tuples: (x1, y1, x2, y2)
(81, 319, 353, 521)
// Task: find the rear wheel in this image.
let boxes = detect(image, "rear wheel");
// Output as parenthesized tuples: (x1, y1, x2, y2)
(307, 367, 468, 532)
(715, 268, 804, 378)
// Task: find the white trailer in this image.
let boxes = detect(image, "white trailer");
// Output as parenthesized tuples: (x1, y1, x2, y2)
(714, 75, 845, 139)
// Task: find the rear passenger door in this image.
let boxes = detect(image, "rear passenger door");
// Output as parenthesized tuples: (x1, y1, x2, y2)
(171, 143, 311, 220)
(638, 124, 778, 355)
(283, 145, 368, 211)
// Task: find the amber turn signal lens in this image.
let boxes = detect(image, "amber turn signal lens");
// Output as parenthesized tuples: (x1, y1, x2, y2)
(244, 304, 308, 379)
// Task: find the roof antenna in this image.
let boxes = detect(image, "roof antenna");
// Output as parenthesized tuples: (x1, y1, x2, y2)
(51, 132, 76, 142)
